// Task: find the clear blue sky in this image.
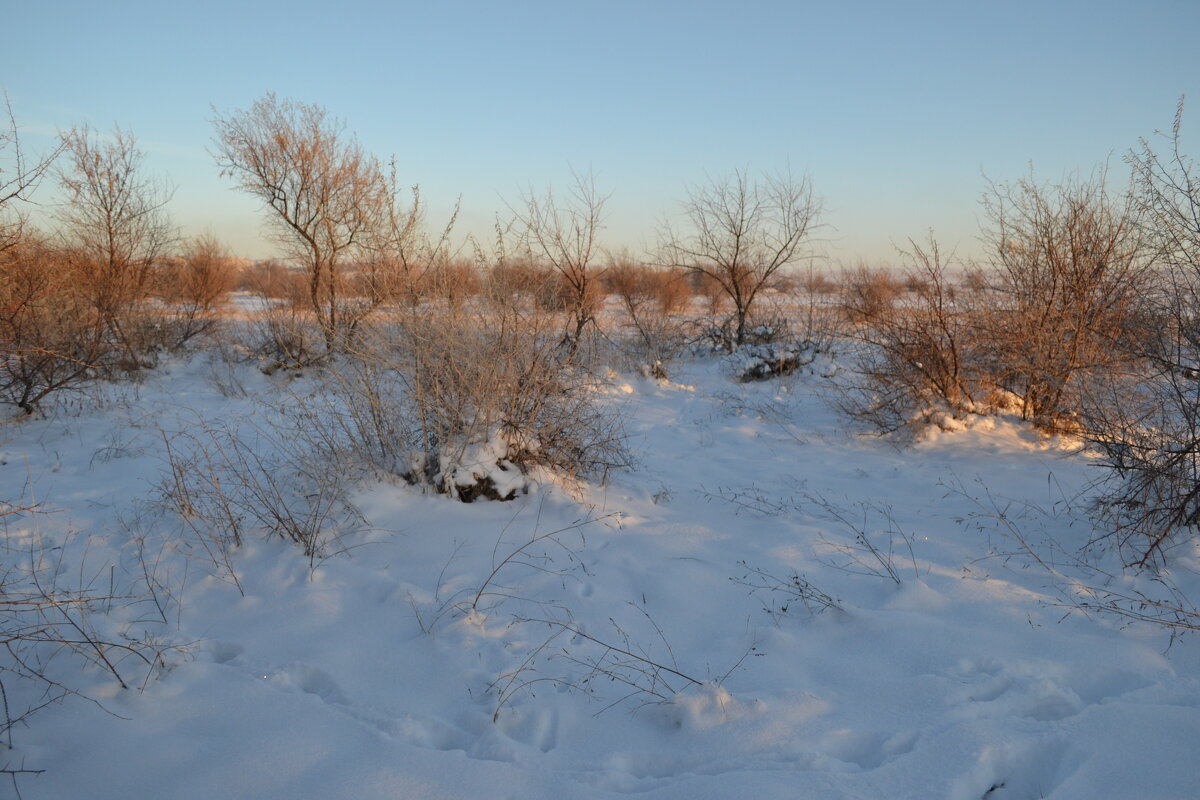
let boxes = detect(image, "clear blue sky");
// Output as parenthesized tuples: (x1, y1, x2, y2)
(4, 0, 1198, 265)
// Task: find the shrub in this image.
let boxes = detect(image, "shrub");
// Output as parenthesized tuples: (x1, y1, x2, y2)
(603, 259, 690, 377)
(0, 239, 109, 414)
(241, 259, 305, 300)
(978, 171, 1148, 429)
(732, 340, 818, 382)
(840, 264, 903, 325)
(1080, 105, 1200, 565)
(389, 304, 629, 499)
(154, 233, 239, 348)
(159, 413, 363, 562)
(837, 238, 982, 433)
(324, 294, 630, 501)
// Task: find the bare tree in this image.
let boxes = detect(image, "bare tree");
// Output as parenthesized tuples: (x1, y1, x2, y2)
(510, 169, 607, 357)
(55, 124, 176, 363)
(212, 93, 389, 355)
(0, 91, 64, 254)
(661, 168, 821, 348)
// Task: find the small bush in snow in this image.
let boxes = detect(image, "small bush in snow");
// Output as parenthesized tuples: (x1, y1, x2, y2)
(342, 300, 630, 502)
(402, 429, 533, 502)
(158, 414, 363, 562)
(731, 340, 818, 382)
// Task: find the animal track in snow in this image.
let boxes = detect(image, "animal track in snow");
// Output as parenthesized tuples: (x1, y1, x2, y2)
(495, 705, 560, 753)
(821, 728, 920, 770)
(960, 736, 1081, 800)
(261, 661, 351, 706)
(205, 640, 244, 664)
(952, 660, 1085, 722)
(217, 651, 528, 764)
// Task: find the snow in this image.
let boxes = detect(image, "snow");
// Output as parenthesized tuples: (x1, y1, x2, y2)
(3, 350, 1199, 799)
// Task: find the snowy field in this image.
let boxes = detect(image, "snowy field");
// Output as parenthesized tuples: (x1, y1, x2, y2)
(3, 348, 1199, 799)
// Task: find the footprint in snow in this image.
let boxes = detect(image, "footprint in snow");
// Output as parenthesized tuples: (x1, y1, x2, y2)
(205, 640, 244, 665)
(958, 736, 1081, 800)
(494, 705, 560, 753)
(953, 661, 1083, 722)
(261, 662, 350, 706)
(821, 728, 920, 770)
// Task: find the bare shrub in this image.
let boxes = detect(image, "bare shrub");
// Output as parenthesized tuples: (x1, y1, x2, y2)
(732, 561, 842, 618)
(0, 529, 168, 695)
(838, 172, 1148, 438)
(731, 339, 819, 382)
(299, 271, 631, 502)
(167, 232, 238, 309)
(154, 232, 239, 347)
(384, 302, 630, 500)
(606, 259, 692, 315)
(492, 610, 710, 719)
(690, 270, 730, 317)
(839, 263, 903, 325)
(809, 495, 919, 584)
(405, 501, 716, 719)
(959, 267, 991, 296)
(236, 261, 322, 372)
(706, 487, 918, 585)
(604, 258, 692, 315)
(425, 258, 482, 310)
(603, 256, 690, 376)
(978, 170, 1148, 429)
(240, 259, 303, 299)
(801, 267, 838, 295)
(247, 300, 322, 374)
(0, 102, 105, 415)
(648, 266, 693, 315)
(838, 238, 982, 433)
(1079, 103, 1200, 566)
(157, 414, 363, 561)
(0, 506, 175, 791)
(788, 265, 845, 355)
(956, 478, 1200, 635)
(0, 238, 109, 414)
(408, 504, 607, 633)
(486, 258, 559, 309)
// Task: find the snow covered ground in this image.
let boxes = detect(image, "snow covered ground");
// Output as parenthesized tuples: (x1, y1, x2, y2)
(3, 349, 1199, 799)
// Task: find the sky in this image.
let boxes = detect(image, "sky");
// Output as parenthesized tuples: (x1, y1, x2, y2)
(3, 0, 1199, 266)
